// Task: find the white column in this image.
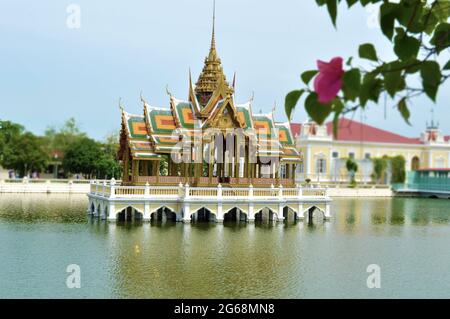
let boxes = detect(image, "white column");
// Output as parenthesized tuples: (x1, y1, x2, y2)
(216, 203, 223, 223)
(182, 203, 191, 223)
(248, 202, 255, 222)
(325, 203, 331, 219)
(143, 202, 151, 221)
(297, 203, 304, 220)
(428, 149, 433, 168)
(277, 203, 285, 222)
(306, 145, 311, 176)
(108, 202, 116, 221)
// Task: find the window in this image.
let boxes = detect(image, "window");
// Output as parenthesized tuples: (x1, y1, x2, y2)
(297, 163, 304, 173)
(316, 158, 326, 174)
(280, 164, 287, 179)
(365, 153, 371, 160)
(349, 152, 355, 159)
(332, 151, 339, 158)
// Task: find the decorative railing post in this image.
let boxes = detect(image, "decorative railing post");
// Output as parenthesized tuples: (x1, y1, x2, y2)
(217, 183, 222, 198)
(46, 179, 51, 193)
(95, 180, 98, 194)
(102, 180, 107, 196)
(297, 184, 303, 197)
(110, 178, 116, 198)
(278, 184, 283, 198)
(178, 182, 184, 198)
(248, 184, 253, 198)
(145, 182, 150, 197)
(185, 183, 190, 199)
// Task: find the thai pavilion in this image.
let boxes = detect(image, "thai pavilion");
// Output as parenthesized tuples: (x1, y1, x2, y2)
(117, 21, 302, 188)
(88, 10, 331, 223)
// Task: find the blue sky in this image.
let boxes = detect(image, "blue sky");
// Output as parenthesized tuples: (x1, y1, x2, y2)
(1, 0, 449, 140)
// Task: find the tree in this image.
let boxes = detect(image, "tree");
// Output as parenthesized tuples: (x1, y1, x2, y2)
(44, 117, 86, 155)
(0, 120, 24, 161)
(346, 158, 358, 186)
(285, 0, 450, 132)
(372, 157, 388, 184)
(62, 137, 102, 178)
(1, 132, 48, 176)
(390, 155, 406, 183)
(62, 135, 122, 179)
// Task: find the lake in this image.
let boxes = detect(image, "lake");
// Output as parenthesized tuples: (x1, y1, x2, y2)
(0, 194, 449, 298)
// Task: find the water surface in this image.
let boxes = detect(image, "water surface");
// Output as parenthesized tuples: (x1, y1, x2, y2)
(0, 194, 449, 298)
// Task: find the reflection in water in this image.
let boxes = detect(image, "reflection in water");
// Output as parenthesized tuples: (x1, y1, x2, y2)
(1, 194, 450, 298)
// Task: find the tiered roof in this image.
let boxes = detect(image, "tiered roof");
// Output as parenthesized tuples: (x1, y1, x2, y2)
(118, 8, 301, 163)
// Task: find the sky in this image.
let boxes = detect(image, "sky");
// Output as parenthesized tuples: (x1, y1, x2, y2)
(1, 0, 449, 140)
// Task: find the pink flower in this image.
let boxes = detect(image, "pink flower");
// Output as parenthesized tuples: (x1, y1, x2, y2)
(314, 57, 344, 104)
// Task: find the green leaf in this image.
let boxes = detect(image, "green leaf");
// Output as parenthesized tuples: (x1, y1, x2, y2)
(359, 43, 378, 61)
(301, 70, 319, 85)
(398, 98, 411, 125)
(397, 1, 425, 33)
(430, 23, 450, 54)
(394, 30, 420, 60)
(384, 71, 403, 98)
(346, 0, 358, 8)
(326, 0, 338, 27)
(420, 61, 442, 101)
(359, 73, 382, 107)
(380, 3, 399, 40)
(285, 90, 305, 121)
(304, 93, 332, 125)
(444, 60, 450, 70)
(342, 68, 361, 101)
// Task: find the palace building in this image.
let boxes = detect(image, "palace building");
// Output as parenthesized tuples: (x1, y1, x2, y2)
(291, 117, 450, 183)
(87, 9, 331, 223)
(117, 18, 301, 188)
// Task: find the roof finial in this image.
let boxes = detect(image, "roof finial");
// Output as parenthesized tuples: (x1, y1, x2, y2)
(166, 85, 172, 97)
(211, 0, 216, 50)
(118, 97, 124, 111)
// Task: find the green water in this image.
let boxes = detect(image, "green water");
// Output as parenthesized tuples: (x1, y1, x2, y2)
(0, 194, 449, 298)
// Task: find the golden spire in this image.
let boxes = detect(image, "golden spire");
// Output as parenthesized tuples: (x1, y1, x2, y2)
(195, 0, 230, 106)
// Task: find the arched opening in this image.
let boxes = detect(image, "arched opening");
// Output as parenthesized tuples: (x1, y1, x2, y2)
(411, 156, 420, 171)
(191, 207, 216, 223)
(255, 207, 277, 222)
(96, 204, 101, 217)
(283, 206, 298, 222)
(304, 206, 325, 224)
(224, 207, 247, 222)
(151, 206, 177, 222)
(117, 206, 143, 222)
(90, 202, 95, 214)
(429, 195, 439, 199)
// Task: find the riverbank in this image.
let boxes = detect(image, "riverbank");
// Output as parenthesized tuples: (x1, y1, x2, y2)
(0, 179, 393, 197)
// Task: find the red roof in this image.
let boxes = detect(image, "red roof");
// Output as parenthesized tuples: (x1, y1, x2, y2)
(290, 118, 423, 145)
(290, 123, 302, 138)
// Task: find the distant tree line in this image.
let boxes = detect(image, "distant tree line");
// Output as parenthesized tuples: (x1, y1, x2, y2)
(0, 118, 121, 179)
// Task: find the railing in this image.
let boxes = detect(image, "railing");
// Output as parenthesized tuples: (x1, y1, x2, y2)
(88, 180, 329, 200)
(302, 188, 327, 197)
(189, 187, 217, 197)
